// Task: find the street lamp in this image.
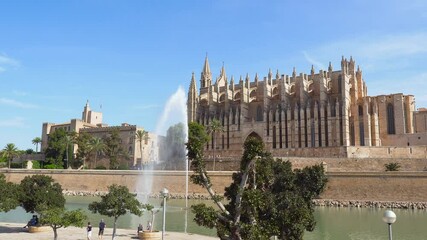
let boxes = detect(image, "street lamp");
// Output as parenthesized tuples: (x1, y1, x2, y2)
(383, 210, 397, 240)
(160, 188, 169, 240)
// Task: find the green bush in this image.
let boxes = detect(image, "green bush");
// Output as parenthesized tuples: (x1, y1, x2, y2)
(31, 161, 41, 169)
(10, 163, 23, 168)
(385, 162, 401, 171)
(44, 164, 64, 169)
(117, 164, 129, 170)
(95, 165, 107, 170)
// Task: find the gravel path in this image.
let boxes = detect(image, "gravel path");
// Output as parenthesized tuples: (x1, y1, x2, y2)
(0, 222, 217, 240)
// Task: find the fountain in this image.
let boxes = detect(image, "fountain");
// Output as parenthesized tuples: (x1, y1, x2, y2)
(136, 86, 189, 232)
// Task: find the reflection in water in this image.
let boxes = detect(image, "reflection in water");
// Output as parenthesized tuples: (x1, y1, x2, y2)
(1, 197, 427, 239)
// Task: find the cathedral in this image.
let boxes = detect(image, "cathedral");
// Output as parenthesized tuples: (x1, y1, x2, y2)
(187, 56, 427, 159)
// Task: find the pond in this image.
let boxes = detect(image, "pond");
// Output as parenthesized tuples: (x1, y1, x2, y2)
(1, 196, 427, 239)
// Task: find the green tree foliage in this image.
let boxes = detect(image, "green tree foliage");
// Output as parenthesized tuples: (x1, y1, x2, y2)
(165, 123, 186, 170)
(104, 128, 127, 169)
(32, 137, 42, 153)
(19, 175, 65, 218)
(0, 173, 19, 212)
(207, 119, 224, 171)
(135, 129, 149, 168)
(44, 128, 68, 167)
(385, 162, 401, 171)
(40, 207, 87, 240)
(188, 122, 328, 240)
(2, 143, 20, 169)
(89, 137, 106, 168)
(89, 184, 142, 239)
(75, 132, 93, 168)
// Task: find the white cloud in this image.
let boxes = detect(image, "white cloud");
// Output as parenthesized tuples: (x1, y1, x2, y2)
(0, 53, 20, 73)
(302, 51, 325, 70)
(133, 104, 160, 110)
(12, 90, 28, 96)
(0, 117, 26, 128)
(0, 98, 38, 109)
(317, 32, 427, 60)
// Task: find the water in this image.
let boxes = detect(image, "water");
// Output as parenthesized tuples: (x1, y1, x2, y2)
(2, 197, 427, 239)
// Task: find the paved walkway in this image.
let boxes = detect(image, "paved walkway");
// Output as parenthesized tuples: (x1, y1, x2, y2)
(0, 222, 217, 240)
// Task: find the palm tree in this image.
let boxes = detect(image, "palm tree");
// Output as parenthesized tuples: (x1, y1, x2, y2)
(207, 118, 224, 171)
(32, 137, 42, 153)
(135, 130, 149, 168)
(89, 137, 106, 168)
(2, 143, 20, 168)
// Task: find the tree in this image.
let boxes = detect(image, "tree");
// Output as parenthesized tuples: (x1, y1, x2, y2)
(385, 162, 401, 171)
(89, 137, 106, 168)
(0, 173, 19, 212)
(32, 137, 42, 153)
(89, 184, 142, 239)
(187, 122, 328, 240)
(19, 175, 65, 219)
(165, 123, 186, 170)
(40, 207, 87, 240)
(207, 118, 224, 171)
(135, 130, 149, 168)
(75, 132, 92, 168)
(104, 128, 127, 169)
(44, 128, 68, 168)
(2, 143, 20, 169)
(143, 204, 159, 232)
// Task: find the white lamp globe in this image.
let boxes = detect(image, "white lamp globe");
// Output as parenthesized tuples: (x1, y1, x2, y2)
(383, 210, 397, 224)
(160, 188, 169, 197)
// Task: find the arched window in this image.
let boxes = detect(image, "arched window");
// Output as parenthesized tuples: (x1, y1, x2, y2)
(257, 105, 263, 121)
(387, 103, 395, 134)
(358, 105, 363, 116)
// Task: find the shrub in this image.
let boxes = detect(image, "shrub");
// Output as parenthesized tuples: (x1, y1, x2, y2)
(44, 164, 64, 169)
(117, 164, 130, 170)
(385, 162, 401, 171)
(31, 161, 41, 169)
(10, 163, 23, 168)
(95, 165, 107, 170)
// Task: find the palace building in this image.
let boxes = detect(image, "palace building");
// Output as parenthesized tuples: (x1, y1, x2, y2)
(187, 56, 427, 159)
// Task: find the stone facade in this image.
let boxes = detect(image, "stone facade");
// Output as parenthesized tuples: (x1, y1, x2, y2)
(41, 101, 160, 168)
(187, 56, 427, 159)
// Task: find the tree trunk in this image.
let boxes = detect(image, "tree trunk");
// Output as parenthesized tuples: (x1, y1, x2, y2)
(140, 142, 143, 168)
(94, 153, 98, 168)
(8, 158, 11, 169)
(53, 227, 58, 240)
(213, 133, 216, 171)
(112, 217, 117, 240)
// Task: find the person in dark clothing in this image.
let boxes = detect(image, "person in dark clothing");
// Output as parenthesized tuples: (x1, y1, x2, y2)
(98, 219, 106, 240)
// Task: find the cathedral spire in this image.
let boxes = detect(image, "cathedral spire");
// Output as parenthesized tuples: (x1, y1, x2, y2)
(311, 65, 315, 75)
(187, 72, 198, 123)
(276, 69, 280, 80)
(328, 62, 333, 72)
(220, 62, 226, 78)
(200, 55, 212, 88)
(202, 54, 211, 75)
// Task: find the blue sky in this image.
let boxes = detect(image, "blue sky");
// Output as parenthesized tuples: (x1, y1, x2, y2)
(1, 0, 427, 150)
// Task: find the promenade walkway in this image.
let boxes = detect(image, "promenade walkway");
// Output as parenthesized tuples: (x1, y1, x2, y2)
(0, 222, 217, 240)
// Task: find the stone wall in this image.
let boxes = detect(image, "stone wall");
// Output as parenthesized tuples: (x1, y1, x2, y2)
(2, 169, 427, 202)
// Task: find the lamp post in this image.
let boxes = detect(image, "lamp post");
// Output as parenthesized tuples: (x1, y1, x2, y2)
(160, 188, 169, 240)
(383, 210, 397, 240)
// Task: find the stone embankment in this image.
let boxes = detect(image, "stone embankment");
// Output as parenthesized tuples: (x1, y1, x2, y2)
(313, 199, 427, 209)
(63, 190, 212, 200)
(63, 190, 427, 209)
